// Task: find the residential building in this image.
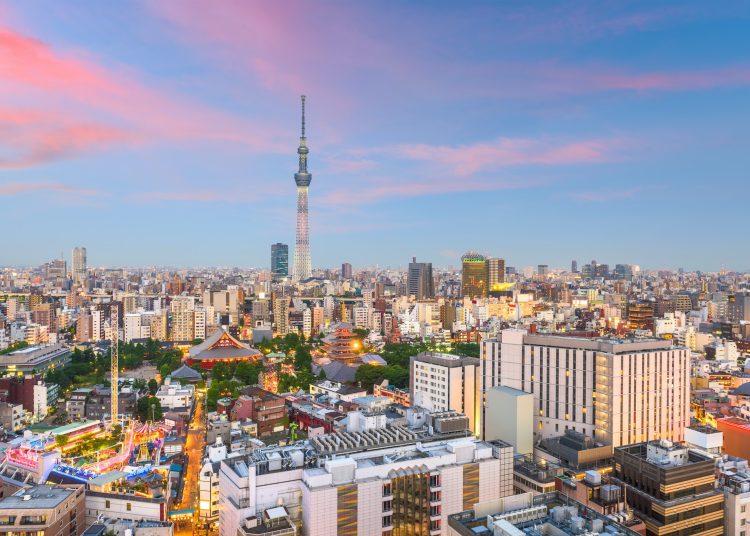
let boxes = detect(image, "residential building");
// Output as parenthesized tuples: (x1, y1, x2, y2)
(72, 247, 87, 286)
(410, 351, 480, 433)
(0, 484, 86, 536)
(488, 257, 506, 289)
(341, 262, 352, 280)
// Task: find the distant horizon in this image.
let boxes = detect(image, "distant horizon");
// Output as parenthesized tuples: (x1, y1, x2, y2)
(2, 2, 748, 268)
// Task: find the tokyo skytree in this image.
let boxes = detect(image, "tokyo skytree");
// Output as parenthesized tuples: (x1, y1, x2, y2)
(292, 95, 312, 281)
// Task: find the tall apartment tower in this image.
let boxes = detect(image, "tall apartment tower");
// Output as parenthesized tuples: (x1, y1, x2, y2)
(271, 243, 289, 279)
(488, 257, 505, 289)
(71, 247, 87, 285)
(341, 262, 352, 280)
(480, 331, 691, 447)
(461, 252, 488, 298)
(571, 260, 578, 273)
(292, 95, 312, 281)
(407, 257, 434, 300)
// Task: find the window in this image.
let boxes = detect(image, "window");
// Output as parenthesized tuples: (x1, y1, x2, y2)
(382, 515, 392, 528)
(382, 500, 392, 512)
(382, 483, 392, 497)
(126, 503, 132, 512)
(105, 501, 110, 509)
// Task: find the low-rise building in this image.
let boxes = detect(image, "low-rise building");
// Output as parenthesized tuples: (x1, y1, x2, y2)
(0, 484, 85, 536)
(308, 380, 366, 402)
(155, 379, 194, 411)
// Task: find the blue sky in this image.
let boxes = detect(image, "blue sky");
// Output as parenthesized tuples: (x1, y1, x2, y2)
(1, 1, 748, 271)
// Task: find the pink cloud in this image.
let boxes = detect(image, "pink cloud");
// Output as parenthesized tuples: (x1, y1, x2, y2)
(0, 24, 283, 168)
(319, 175, 545, 206)
(380, 137, 621, 176)
(0, 180, 102, 197)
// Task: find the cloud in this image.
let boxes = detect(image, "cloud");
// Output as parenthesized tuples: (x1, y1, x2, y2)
(0, 24, 283, 168)
(0, 180, 102, 197)
(376, 137, 622, 176)
(319, 174, 543, 207)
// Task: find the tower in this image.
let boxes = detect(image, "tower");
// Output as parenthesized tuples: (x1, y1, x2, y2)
(292, 95, 312, 281)
(110, 303, 119, 427)
(71, 246, 87, 285)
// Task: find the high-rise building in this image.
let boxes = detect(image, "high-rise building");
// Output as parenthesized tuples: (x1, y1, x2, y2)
(341, 262, 352, 280)
(292, 96, 312, 281)
(271, 243, 289, 279)
(410, 351, 480, 433)
(488, 257, 505, 289)
(461, 252, 488, 298)
(71, 246, 87, 285)
(729, 292, 750, 322)
(407, 257, 434, 300)
(571, 259, 578, 273)
(480, 331, 690, 447)
(537, 264, 549, 277)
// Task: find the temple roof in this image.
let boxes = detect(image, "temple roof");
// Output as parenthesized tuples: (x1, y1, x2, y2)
(189, 328, 261, 361)
(170, 364, 203, 380)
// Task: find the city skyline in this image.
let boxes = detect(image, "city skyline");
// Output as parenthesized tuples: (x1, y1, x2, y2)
(1, 2, 749, 269)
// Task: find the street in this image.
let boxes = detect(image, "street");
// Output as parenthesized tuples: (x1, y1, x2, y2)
(173, 390, 206, 536)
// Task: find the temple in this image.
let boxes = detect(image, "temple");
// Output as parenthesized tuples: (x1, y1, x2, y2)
(186, 328, 261, 370)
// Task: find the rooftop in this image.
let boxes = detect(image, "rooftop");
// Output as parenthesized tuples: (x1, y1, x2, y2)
(0, 484, 81, 510)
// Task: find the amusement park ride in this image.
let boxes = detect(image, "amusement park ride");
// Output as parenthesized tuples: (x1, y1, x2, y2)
(2, 305, 176, 484)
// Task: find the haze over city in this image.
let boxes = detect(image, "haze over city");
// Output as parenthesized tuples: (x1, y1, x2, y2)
(2, 1, 749, 269)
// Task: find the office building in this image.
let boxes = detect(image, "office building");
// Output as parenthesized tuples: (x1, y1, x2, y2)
(0, 484, 86, 536)
(488, 257, 505, 289)
(571, 260, 578, 273)
(610, 441, 724, 536)
(480, 331, 690, 447)
(341, 262, 352, 280)
(461, 252, 488, 298)
(729, 292, 750, 322)
(537, 264, 549, 277)
(271, 243, 289, 279)
(410, 351, 480, 433)
(292, 95, 312, 281)
(71, 246, 87, 286)
(218, 421, 514, 536)
(407, 257, 434, 300)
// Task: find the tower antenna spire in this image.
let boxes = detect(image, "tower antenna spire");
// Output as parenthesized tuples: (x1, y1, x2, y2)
(301, 95, 306, 138)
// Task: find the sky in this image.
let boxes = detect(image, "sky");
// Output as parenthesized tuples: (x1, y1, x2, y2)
(1, 1, 749, 271)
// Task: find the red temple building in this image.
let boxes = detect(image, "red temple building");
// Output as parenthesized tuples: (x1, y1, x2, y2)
(186, 328, 261, 370)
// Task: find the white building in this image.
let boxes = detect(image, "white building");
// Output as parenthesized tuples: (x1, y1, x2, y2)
(155, 378, 195, 410)
(410, 351, 480, 434)
(219, 428, 513, 536)
(480, 331, 691, 447)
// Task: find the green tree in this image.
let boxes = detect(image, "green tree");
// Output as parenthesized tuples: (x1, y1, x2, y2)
(136, 396, 163, 422)
(55, 434, 70, 448)
(235, 361, 264, 386)
(278, 370, 315, 393)
(211, 362, 231, 382)
(147, 378, 158, 395)
(293, 345, 312, 370)
(206, 380, 242, 411)
(452, 342, 480, 358)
